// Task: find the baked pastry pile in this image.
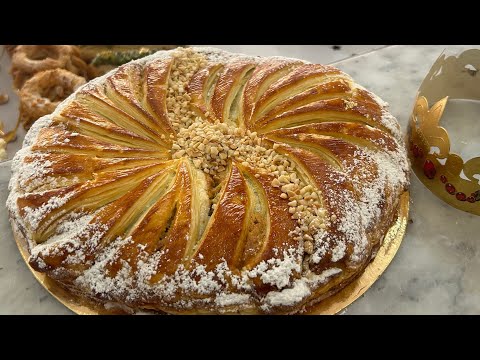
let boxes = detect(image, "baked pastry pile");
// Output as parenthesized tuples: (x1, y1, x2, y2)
(7, 47, 409, 314)
(10, 45, 93, 129)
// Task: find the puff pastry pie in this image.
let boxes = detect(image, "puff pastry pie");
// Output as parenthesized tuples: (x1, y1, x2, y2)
(7, 47, 409, 314)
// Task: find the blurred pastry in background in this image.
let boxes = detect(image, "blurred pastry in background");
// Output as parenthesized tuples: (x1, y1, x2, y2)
(10, 45, 92, 89)
(18, 69, 86, 129)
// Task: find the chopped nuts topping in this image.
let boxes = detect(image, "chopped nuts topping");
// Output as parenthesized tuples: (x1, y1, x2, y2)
(167, 48, 207, 132)
(304, 241, 314, 255)
(167, 48, 328, 264)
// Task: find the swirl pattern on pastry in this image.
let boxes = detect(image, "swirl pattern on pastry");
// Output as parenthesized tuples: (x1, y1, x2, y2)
(8, 47, 409, 314)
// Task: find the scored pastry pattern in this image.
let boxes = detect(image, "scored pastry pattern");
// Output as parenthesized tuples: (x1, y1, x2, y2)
(7, 48, 409, 314)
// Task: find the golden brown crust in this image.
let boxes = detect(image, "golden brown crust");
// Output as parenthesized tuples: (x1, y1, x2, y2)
(243, 59, 303, 129)
(250, 64, 343, 124)
(240, 167, 300, 270)
(57, 101, 163, 151)
(144, 58, 175, 135)
(8, 47, 409, 314)
(192, 164, 249, 269)
(210, 60, 256, 125)
(255, 96, 385, 134)
(105, 62, 174, 139)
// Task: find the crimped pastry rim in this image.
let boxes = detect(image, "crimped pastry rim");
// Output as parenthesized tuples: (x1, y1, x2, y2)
(10, 192, 409, 315)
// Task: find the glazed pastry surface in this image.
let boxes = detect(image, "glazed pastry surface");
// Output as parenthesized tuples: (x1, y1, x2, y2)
(8, 47, 409, 314)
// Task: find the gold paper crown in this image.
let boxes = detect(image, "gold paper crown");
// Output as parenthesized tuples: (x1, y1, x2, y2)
(408, 49, 480, 215)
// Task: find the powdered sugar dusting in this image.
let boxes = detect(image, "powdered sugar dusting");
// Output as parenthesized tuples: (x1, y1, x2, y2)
(73, 235, 134, 296)
(262, 267, 342, 310)
(248, 247, 302, 289)
(215, 293, 251, 307)
(331, 242, 347, 262)
(23, 115, 52, 147)
(22, 192, 74, 231)
(309, 132, 408, 266)
(263, 279, 311, 308)
(74, 243, 304, 310)
(354, 84, 402, 141)
(7, 46, 410, 314)
(43, 212, 95, 245)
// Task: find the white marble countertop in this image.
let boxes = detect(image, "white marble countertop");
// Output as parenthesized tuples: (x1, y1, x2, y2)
(1, 45, 479, 314)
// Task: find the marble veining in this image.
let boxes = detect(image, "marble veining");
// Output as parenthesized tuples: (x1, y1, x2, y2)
(1, 45, 479, 314)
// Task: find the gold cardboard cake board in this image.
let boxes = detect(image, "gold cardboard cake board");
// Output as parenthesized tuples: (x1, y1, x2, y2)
(407, 49, 480, 215)
(14, 191, 410, 315)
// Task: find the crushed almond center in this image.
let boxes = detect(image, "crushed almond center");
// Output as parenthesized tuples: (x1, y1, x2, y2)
(166, 48, 328, 263)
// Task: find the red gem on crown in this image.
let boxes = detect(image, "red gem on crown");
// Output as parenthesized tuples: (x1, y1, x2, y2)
(423, 160, 436, 179)
(445, 183, 456, 194)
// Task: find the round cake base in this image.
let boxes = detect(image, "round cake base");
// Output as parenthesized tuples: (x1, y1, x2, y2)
(13, 191, 409, 315)
(306, 191, 410, 314)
